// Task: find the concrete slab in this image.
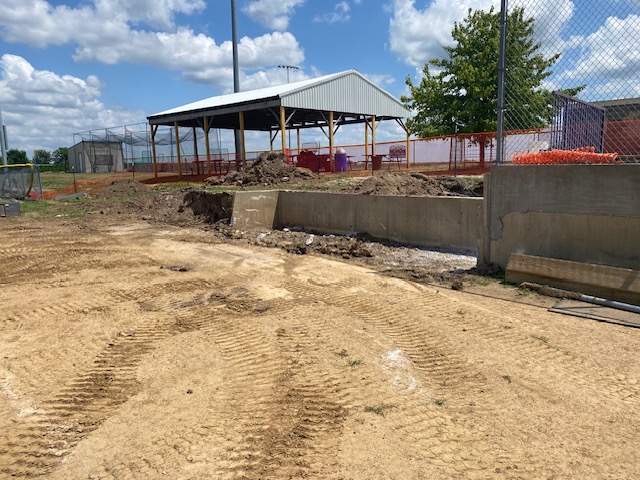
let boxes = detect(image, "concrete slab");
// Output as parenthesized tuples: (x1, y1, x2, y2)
(506, 253, 640, 306)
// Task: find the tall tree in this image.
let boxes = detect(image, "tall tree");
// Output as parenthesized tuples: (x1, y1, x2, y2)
(32, 149, 52, 164)
(52, 147, 69, 168)
(6, 149, 28, 165)
(402, 7, 565, 167)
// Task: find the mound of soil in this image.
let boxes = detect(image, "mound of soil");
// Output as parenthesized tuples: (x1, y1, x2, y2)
(350, 172, 483, 197)
(97, 179, 152, 197)
(206, 152, 316, 187)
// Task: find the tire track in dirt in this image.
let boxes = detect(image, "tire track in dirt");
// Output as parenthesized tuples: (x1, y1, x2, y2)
(0, 283, 224, 478)
(283, 279, 503, 478)
(420, 293, 640, 403)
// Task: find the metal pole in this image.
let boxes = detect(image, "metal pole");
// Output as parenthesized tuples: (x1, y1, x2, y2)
(231, 0, 244, 166)
(0, 106, 6, 165)
(496, 0, 508, 164)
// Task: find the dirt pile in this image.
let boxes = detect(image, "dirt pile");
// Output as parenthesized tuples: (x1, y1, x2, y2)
(205, 152, 316, 187)
(97, 179, 152, 197)
(182, 191, 234, 223)
(350, 172, 483, 197)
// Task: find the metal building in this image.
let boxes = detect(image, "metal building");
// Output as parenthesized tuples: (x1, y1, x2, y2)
(147, 70, 411, 176)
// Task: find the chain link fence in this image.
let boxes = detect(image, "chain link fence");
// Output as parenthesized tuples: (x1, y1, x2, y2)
(498, 0, 640, 164)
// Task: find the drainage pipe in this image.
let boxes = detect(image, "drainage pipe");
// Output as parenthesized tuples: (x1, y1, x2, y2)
(579, 295, 640, 315)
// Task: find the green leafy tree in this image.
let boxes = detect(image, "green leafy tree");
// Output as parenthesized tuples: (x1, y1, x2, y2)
(32, 149, 52, 164)
(6, 149, 28, 165)
(402, 7, 578, 166)
(52, 147, 69, 168)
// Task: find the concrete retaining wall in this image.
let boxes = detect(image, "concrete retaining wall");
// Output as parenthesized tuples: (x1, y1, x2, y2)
(485, 165, 640, 270)
(232, 190, 483, 251)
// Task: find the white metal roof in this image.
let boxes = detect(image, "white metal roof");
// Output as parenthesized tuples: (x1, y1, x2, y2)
(148, 70, 410, 127)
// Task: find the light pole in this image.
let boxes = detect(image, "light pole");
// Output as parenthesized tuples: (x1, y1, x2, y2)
(278, 65, 299, 154)
(231, 0, 243, 167)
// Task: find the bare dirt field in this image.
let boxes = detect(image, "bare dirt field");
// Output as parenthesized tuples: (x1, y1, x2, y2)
(1, 178, 639, 479)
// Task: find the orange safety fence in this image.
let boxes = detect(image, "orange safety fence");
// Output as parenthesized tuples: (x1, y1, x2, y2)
(512, 147, 619, 165)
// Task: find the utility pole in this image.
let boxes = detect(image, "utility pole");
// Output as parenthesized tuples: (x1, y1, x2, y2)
(278, 65, 299, 155)
(231, 0, 244, 167)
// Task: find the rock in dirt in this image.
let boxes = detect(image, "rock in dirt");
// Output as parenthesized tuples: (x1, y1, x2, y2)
(205, 151, 316, 187)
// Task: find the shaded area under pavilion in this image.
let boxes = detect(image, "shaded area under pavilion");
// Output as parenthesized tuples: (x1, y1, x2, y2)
(146, 70, 411, 177)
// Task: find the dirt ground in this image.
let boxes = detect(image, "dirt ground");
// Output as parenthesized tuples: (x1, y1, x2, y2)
(1, 178, 639, 479)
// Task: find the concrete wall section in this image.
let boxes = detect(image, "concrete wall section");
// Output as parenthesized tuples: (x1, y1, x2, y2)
(230, 191, 280, 229)
(275, 191, 483, 251)
(488, 165, 640, 270)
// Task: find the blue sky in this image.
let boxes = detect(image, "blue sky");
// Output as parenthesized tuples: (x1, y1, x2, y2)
(0, 0, 638, 156)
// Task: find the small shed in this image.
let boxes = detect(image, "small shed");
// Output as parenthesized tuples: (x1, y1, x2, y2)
(68, 140, 125, 173)
(147, 69, 411, 176)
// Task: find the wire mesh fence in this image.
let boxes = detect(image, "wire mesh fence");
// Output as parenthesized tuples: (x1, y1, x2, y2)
(0, 164, 43, 200)
(498, 1, 640, 164)
(71, 123, 224, 173)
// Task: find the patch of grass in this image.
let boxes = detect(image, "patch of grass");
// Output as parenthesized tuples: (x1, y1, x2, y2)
(18, 199, 93, 219)
(456, 309, 465, 316)
(364, 403, 397, 417)
(502, 375, 512, 383)
(469, 277, 496, 287)
(432, 397, 447, 406)
(347, 358, 364, 368)
(502, 325, 513, 330)
(517, 286, 535, 296)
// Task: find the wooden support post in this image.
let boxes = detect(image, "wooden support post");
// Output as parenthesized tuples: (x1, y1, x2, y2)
(329, 111, 335, 172)
(239, 111, 246, 170)
(192, 126, 198, 162)
(371, 115, 376, 156)
(280, 106, 287, 154)
(269, 131, 273, 151)
(364, 118, 369, 169)
(297, 129, 301, 156)
(204, 116, 211, 175)
(151, 124, 158, 178)
(174, 121, 182, 177)
(406, 131, 411, 169)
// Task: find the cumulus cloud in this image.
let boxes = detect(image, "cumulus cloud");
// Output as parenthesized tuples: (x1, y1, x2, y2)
(388, 0, 579, 68)
(313, 1, 351, 24)
(389, 0, 500, 68)
(0, 0, 305, 88)
(0, 54, 143, 154)
(559, 14, 640, 100)
(242, 0, 306, 30)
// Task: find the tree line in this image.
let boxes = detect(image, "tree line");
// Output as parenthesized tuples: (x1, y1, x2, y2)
(5, 147, 68, 169)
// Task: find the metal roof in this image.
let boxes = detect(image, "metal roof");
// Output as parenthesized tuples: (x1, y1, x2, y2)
(147, 70, 410, 131)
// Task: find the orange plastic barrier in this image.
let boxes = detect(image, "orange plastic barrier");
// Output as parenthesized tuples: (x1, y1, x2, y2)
(513, 147, 619, 165)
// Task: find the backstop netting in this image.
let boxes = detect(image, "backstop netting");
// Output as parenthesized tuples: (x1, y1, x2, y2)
(71, 123, 223, 173)
(499, 1, 640, 164)
(0, 164, 43, 200)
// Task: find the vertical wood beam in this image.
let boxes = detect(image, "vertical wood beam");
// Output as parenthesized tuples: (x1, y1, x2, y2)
(371, 115, 376, 156)
(174, 121, 182, 177)
(239, 111, 246, 170)
(329, 111, 335, 172)
(151, 124, 158, 178)
(364, 118, 369, 169)
(204, 116, 211, 175)
(280, 106, 287, 153)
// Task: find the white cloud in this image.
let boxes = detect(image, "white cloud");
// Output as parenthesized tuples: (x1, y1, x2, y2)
(313, 1, 351, 24)
(0, 55, 143, 154)
(242, 0, 306, 31)
(389, 0, 500, 68)
(0, 0, 305, 89)
(559, 14, 640, 100)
